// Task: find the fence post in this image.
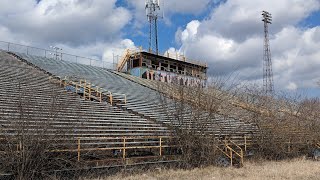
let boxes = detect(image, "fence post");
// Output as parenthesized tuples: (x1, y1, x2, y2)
(77, 138, 81, 162)
(7, 42, 10, 51)
(159, 137, 162, 156)
(230, 151, 233, 166)
(110, 93, 113, 105)
(88, 83, 91, 100)
(244, 136, 247, 152)
(84, 80, 86, 100)
(123, 137, 126, 159)
(240, 149, 244, 166)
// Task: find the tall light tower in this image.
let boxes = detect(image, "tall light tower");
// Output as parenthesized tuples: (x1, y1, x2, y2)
(145, 0, 161, 55)
(262, 11, 274, 95)
(50, 46, 63, 60)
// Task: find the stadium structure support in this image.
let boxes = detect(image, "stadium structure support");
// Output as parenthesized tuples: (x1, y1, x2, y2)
(262, 11, 274, 95)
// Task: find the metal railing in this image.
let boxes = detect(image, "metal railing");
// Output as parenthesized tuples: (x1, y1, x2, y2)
(1, 136, 175, 163)
(59, 77, 127, 105)
(48, 136, 174, 162)
(0, 40, 116, 70)
(216, 137, 246, 167)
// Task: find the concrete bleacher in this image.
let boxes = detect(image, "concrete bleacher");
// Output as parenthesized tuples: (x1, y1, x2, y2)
(0, 51, 171, 151)
(12, 52, 258, 138)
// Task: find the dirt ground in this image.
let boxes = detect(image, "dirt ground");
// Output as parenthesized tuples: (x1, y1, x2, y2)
(94, 158, 320, 180)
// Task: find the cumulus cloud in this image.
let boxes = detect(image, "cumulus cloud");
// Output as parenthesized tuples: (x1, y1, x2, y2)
(102, 39, 137, 63)
(0, 0, 137, 67)
(175, 20, 200, 45)
(174, 0, 320, 91)
(199, 0, 320, 42)
(0, 0, 131, 46)
(286, 82, 298, 90)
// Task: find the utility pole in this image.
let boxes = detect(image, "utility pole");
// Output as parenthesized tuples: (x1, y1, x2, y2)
(262, 11, 274, 95)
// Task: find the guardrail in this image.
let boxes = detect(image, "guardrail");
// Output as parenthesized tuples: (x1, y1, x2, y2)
(0, 40, 116, 70)
(50, 136, 175, 162)
(59, 77, 127, 105)
(0, 136, 176, 163)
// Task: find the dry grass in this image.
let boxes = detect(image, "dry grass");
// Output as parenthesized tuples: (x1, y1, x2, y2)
(97, 158, 320, 180)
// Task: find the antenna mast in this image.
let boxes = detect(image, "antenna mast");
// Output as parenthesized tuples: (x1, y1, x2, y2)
(145, 0, 161, 55)
(262, 11, 274, 95)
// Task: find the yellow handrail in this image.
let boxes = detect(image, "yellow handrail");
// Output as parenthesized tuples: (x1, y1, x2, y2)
(58, 77, 127, 105)
(117, 49, 131, 72)
(217, 139, 244, 166)
(1, 136, 175, 163)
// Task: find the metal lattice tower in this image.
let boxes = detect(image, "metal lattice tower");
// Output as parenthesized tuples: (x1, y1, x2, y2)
(262, 11, 274, 95)
(145, 0, 161, 55)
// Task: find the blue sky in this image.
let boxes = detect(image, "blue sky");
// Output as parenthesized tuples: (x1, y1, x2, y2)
(0, 0, 319, 97)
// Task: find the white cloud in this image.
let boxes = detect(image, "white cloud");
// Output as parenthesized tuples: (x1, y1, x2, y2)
(174, 0, 320, 91)
(0, 0, 135, 69)
(199, 0, 320, 41)
(0, 0, 131, 45)
(102, 39, 137, 64)
(286, 82, 298, 90)
(180, 20, 200, 43)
